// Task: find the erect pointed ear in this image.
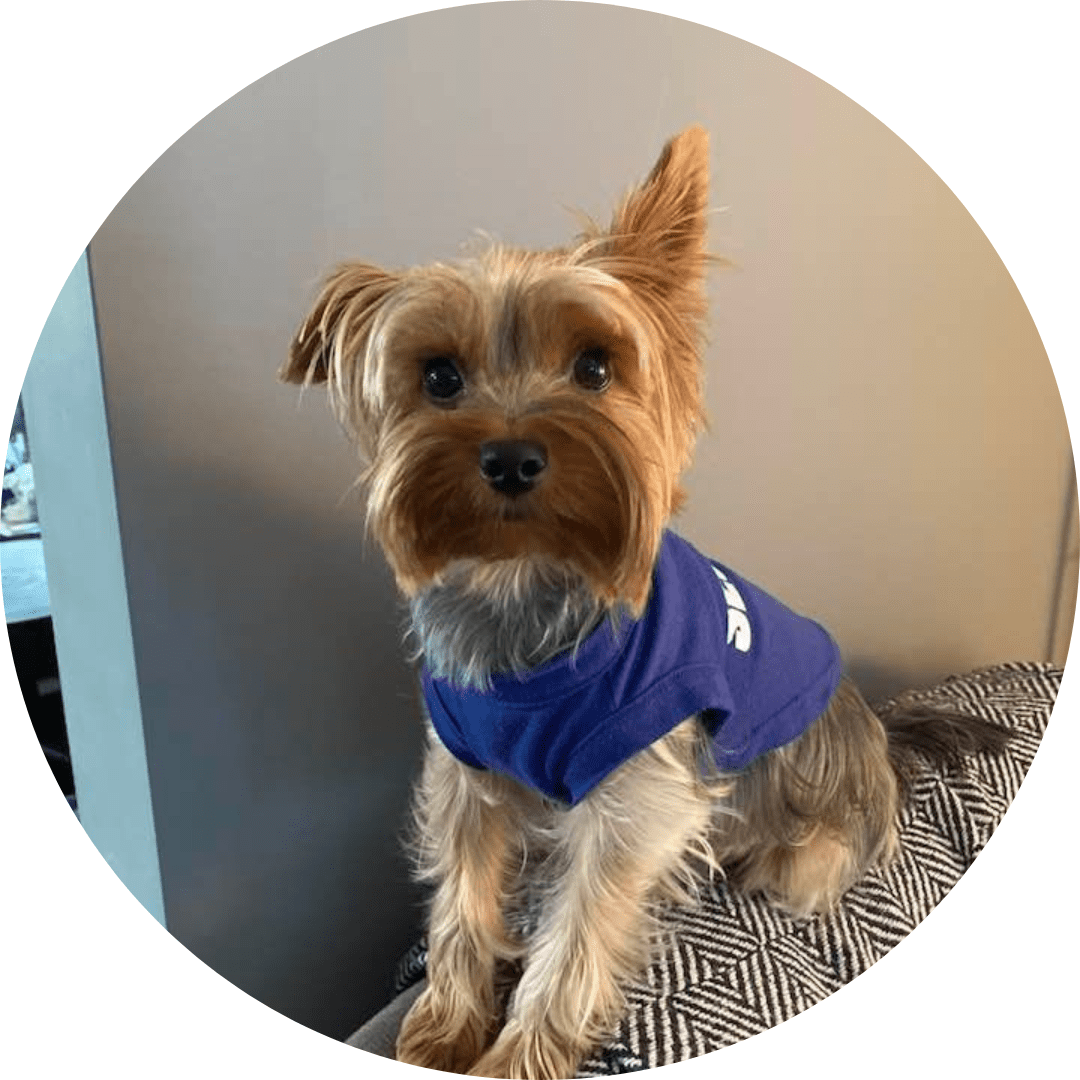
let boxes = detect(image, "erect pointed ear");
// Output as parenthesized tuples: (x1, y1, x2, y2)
(280, 262, 399, 387)
(606, 126, 710, 270)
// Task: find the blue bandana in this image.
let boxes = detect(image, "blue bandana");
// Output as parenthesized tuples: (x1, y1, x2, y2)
(421, 531, 843, 806)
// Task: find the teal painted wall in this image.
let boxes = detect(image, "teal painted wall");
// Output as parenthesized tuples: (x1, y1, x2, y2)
(22, 252, 166, 926)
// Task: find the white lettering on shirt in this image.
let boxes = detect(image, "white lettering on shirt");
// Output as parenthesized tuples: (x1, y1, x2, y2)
(712, 567, 752, 652)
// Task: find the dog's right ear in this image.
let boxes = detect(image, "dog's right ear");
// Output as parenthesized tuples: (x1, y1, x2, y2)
(280, 262, 400, 388)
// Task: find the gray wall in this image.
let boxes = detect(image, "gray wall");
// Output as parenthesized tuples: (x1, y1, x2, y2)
(81, 2, 1072, 1041)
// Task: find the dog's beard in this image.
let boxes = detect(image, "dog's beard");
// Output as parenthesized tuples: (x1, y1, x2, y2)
(407, 558, 613, 690)
(367, 396, 673, 615)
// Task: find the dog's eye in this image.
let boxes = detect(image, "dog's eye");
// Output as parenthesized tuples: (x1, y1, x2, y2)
(423, 356, 465, 401)
(573, 347, 611, 392)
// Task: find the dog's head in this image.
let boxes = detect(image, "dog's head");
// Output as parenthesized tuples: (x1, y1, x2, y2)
(282, 127, 712, 615)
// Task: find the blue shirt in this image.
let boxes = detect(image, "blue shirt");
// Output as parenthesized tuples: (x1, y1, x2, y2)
(421, 531, 843, 806)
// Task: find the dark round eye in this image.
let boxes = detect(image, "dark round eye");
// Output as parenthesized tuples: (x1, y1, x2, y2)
(573, 347, 611, 392)
(423, 356, 465, 401)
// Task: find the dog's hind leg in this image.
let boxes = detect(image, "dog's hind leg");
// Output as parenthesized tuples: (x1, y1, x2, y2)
(720, 677, 900, 915)
(468, 720, 716, 1080)
(396, 735, 523, 1073)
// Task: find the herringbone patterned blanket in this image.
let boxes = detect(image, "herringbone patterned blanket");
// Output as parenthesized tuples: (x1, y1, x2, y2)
(388, 662, 1053, 1073)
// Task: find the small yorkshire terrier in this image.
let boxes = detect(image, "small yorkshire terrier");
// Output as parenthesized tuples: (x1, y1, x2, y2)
(282, 128, 1004, 1079)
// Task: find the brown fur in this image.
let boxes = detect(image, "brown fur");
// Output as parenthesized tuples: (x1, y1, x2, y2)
(282, 128, 1000, 1078)
(283, 128, 712, 613)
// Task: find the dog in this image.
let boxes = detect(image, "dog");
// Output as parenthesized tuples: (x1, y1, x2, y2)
(281, 127, 1007, 1078)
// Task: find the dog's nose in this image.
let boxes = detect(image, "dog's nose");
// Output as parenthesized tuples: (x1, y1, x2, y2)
(479, 440, 548, 497)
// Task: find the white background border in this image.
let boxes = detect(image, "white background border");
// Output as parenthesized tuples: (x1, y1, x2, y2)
(2, 2, 1076, 1076)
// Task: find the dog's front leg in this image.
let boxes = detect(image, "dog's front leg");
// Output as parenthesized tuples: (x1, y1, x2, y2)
(469, 721, 713, 1080)
(396, 736, 521, 1073)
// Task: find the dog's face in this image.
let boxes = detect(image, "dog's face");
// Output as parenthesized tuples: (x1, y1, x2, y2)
(282, 127, 712, 615)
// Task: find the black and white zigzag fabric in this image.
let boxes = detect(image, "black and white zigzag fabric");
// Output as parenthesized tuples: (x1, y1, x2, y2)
(391, 662, 1054, 1073)
(578, 662, 1055, 1074)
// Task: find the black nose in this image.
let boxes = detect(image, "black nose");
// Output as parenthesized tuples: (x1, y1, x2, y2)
(479, 440, 548, 497)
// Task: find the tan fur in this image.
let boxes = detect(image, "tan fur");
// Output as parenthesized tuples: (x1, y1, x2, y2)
(715, 677, 899, 915)
(283, 128, 905, 1078)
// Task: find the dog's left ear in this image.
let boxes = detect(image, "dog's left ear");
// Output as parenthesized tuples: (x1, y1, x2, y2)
(604, 126, 710, 282)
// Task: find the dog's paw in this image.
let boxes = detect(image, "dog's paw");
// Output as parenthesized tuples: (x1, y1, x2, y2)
(467, 1021, 582, 1080)
(395, 985, 491, 1073)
